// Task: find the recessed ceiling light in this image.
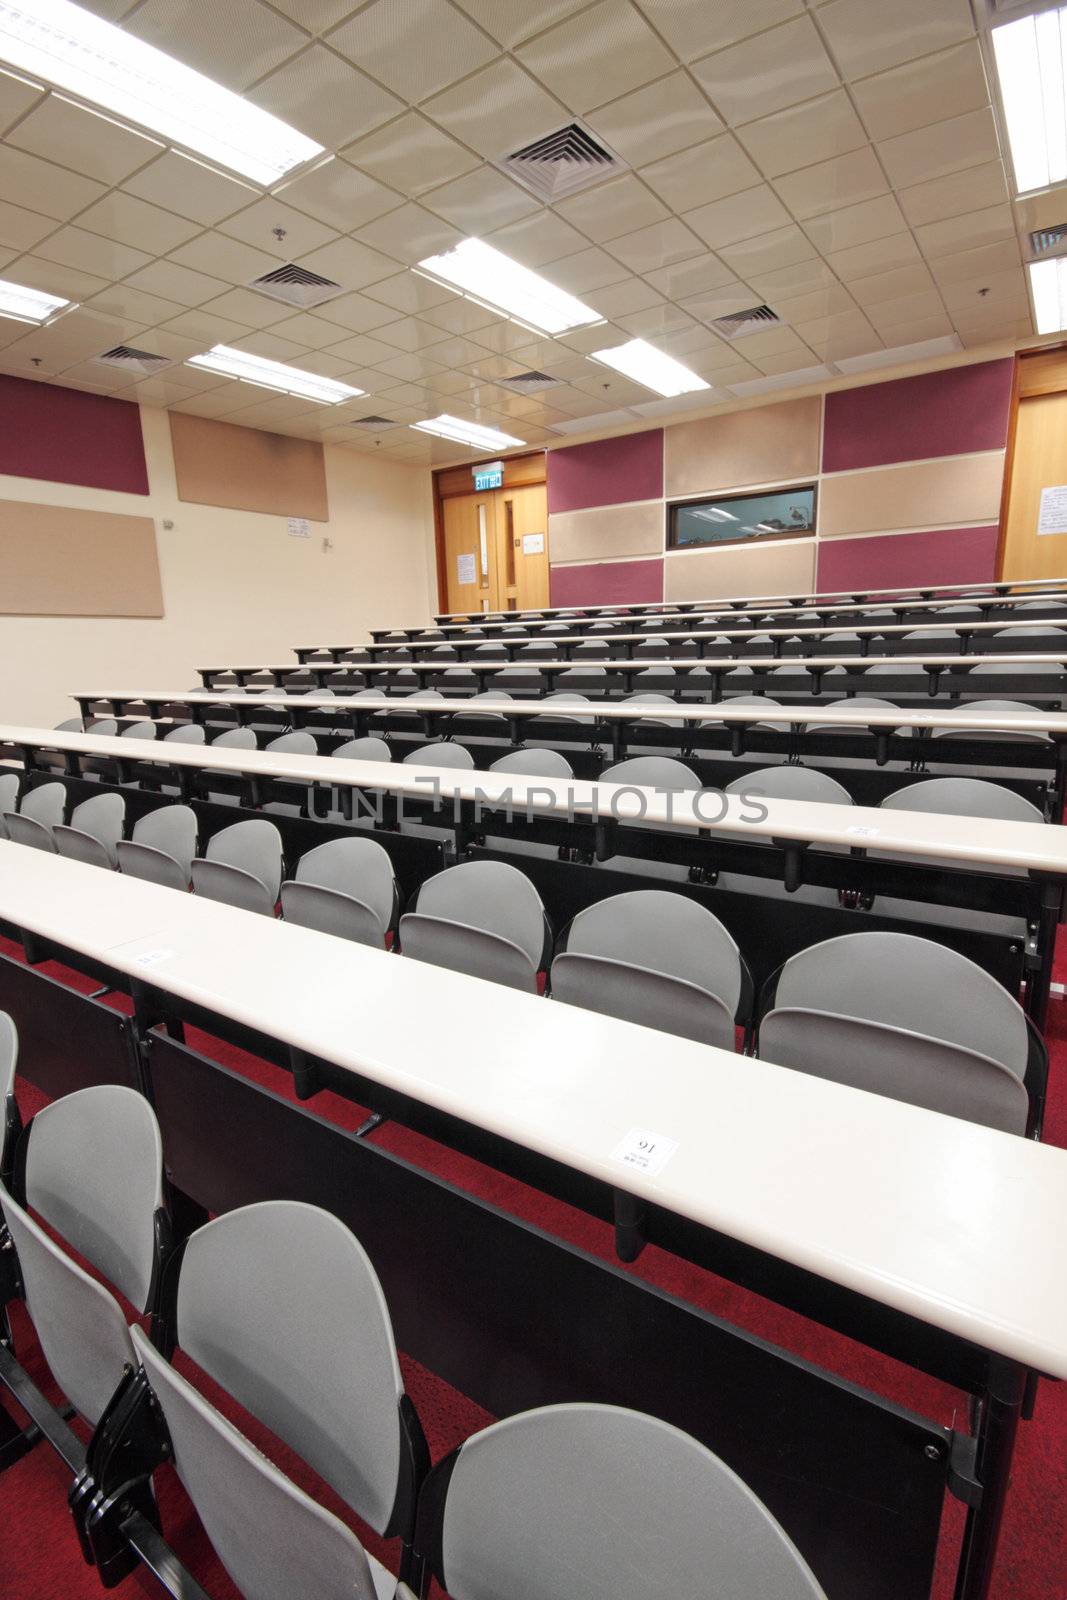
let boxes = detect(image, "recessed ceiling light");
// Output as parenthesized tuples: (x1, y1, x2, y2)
(415, 239, 603, 334)
(590, 338, 710, 397)
(0, 0, 323, 184)
(1030, 256, 1067, 333)
(992, 5, 1067, 194)
(0, 276, 69, 324)
(185, 346, 364, 404)
(411, 414, 525, 451)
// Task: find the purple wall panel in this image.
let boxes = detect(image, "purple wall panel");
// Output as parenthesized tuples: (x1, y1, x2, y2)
(822, 359, 1013, 473)
(547, 430, 663, 513)
(0, 373, 149, 494)
(816, 526, 998, 592)
(550, 557, 664, 606)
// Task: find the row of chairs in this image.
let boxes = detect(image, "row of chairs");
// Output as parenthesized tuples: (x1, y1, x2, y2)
(398, 598, 1067, 631)
(0, 1065, 828, 1599)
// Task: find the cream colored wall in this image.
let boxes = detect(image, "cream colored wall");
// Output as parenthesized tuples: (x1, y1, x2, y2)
(0, 405, 436, 728)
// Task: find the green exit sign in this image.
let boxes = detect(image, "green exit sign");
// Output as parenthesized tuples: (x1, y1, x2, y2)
(473, 463, 504, 490)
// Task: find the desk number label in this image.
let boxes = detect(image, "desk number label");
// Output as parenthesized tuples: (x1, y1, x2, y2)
(611, 1127, 679, 1177)
(846, 825, 880, 839)
(135, 948, 174, 968)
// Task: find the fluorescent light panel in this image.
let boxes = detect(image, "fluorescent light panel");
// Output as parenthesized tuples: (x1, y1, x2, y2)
(1030, 256, 1067, 333)
(993, 5, 1067, 194)
(186, 346, 364, 404)
(590, 337, 710, 398)
(0, 275, 68, 323)
(416, 239, 602, 334)
(411, 414, 525, 450)
(0, 0, 323, 184)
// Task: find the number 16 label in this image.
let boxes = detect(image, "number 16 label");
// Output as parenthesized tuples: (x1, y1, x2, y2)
(611, 1127, 679, 1177)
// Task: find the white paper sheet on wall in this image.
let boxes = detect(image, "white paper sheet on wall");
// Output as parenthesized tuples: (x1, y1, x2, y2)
(523, 532, 545, 554)
(1037, 485, 1067, 535)
(457, 552, 476, 585)
(287, 517, 311, 538)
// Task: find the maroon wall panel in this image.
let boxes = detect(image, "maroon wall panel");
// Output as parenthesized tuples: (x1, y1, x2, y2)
(550, 557, 664, 606)
(0, 374, 149, 494)
(547, 429, 663, 514)
(815, 526, 998, 592)
(822, 359, 1013, 473)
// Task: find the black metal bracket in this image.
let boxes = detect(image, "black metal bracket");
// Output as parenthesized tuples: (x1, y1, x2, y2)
(72, 1363, 168, 1587)
(947, 1429, 983, 1509)
(289, 1046, 321, 1100)
(613, 1188, 646, 1263)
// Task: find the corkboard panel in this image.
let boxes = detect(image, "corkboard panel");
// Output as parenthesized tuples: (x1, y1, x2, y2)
(0, 498, 161, 616)
(169, 412, 329, 520)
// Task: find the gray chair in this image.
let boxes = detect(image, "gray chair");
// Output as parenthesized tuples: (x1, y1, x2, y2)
(163, 723, 206, 744)
(117, 804, 199, 892)
(803, 696, 898, 733)
(266, 731, 318, 755)
(3, 781, 66, 852)
(400, 859, 550, 992)
(715, 767, 852, 907)
(0, 1085, 165, 1426)
(402, 741, 474, 770)
(931, 699, 1048, 743)
(54, 791, 125, 869)
(0, 772, 18, 839)
(485, 749, 574, 860)
(0, 1009, 18, 1180)
(414, 1402, 827, 1600)
(333, 737, 391, 762)
(281, 837, 398, 948)
(129, 1199, 420, 1600)
(758, 932, 1030, 1133)
(204, 727, 258, 804)
(211, 728, 258, 750)
(883, 776, 1044, 827)
(598, 756, 701, 883)
(552, 890, 746, 1048)
(191, 819, 283, 916)
(120, 720, 158, 740)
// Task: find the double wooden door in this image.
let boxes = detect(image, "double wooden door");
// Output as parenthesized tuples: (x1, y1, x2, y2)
(1001, 347, 1067, 581)
(442, 483, 550, 614)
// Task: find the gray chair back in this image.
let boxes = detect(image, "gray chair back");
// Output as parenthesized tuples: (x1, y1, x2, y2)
(803, 696, 897, 732)
(491, 749, 573, 779)
(403, 742, 475, 769)
(0, 1010, 16, 1172)
(266, 731, 318, 755)
(211, 728, 258, 750)
(0, 772, 19, 832)
(597, 757, 700, 883)
(333, 737, 391, 762)
(118, 804, 199, 891)
(426, 1403, 827, 1600)
(281, 837, 398, 947)
(164, 723, 206, 744)
(931, 699, 1047, 742)
(400, 860, 547, 992)
(54, 792, 125, 869)
(5, 781, 66, 851)
(725, 766, 852, 805)
(120, 720, 157, 740)
(191, 819, 283, 914)
(884, 777, 1044, 824)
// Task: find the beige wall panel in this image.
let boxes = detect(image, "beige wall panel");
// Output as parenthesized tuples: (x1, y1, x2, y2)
(819, 451, 1005, 537)
(170, 411, 329, 521)
(665, 397, 821, 498)
(0, 498, 160, 616)
(664, 537, 816, 601)
(548, 500, 663, 563)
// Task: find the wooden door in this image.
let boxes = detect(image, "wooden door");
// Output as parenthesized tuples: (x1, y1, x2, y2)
(493, 483, 550, 610)
(442, 492, 499, 613)
(1001, 349, 1067, 581)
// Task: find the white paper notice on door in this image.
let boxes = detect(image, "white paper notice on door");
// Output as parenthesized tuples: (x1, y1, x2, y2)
(287, 517, 311, 538)
(523, 532, 544, 554)
(1037, 485, 1067, 535)
(457, 552, 476, 585)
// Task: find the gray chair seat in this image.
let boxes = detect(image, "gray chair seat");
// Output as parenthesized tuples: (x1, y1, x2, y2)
(400, 859, 549, 992)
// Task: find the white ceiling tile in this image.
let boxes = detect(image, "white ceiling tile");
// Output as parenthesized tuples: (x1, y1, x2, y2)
(58, 358, 137, 391)
(684, 184, 791, 249)
(940, 267, 1028, 317)
(517, 0, 674, 114)
(124, 259, 230, 308)
(555, 320, 628, 354)
(587, 72, 723, 167)
(4, 254, 110, 301)
(572, 368, 657, 406)
(78, 192, 201, 255)
(418, 333, 493, 367)
(282, 348, 359, 377)
(737, 90, 868, 179)
(325, 332, 416, 367)
(537, 245, 631, 293)
(692, 16, 839, 127)
(423, 166, 541, 233)
(328, 0, 499, 103)
(140, 329, 224, 363)
(228, 330, 317, 363)
(646, 253, 738, 299)
(268, 56, 403, 150)
(774, 146, 887, 221)
(606, 217, 705, 273)
(218, 197, 338, 259)
(793, 307, 879, 349)
(631, 389, 723, 417)
(170, 386, 267, 418)
(484, 210, 588, 267)
(751, 345, 821, 376)
(677, 282, 759, 322)
(160, 308, 255, 344)
(587, 277, 665, 318)
(268, 0, 358, 29)
(124, 0, 307, 91)
(615, 303, 697, 336)
(1, 307, 145, 371)
(456, 318, 533, 353)
(295, 236, 401, 288)
(453, 0, 585, 47)
(554, 173, 669, 243)
(0, 66, 44, 135)
(83, 284, 185, 324)
(771, 283, 858, 323)
(0, 146, 106, 220)
(376, 350, 449, 382)
(717, 225, 815, 281)
(817, 0, 975, 81)
(274, 158, 401, 233)
(35, 225, 151, 280)
(824, 231, 921, 282)
(423, 60, 563, 158)
(913, 203, 1017, 261)
(312, 289, 406, 331)
(748, 256, 837, 300)
(849, 261, 937, 307)
(877, 107, 999, 191)
(6, 96, 162, 184)
(654, 323, 728, 358)
(805, 322, 882, 362)
(360, 272, 457, 314)
(640, 135, 759, 211)
(929, 239, 1024, 289)
(343, 113, 480, 197)
(423, 367, 478, 394)
(170, 232, 277, 286)
(267, 311, 370, 349)
(122, 152, 256, 226)
(373, 317, 452, 351)
(354, 202, 463, 264)
(0, 199, 55, 253)
(195, 287, 291, 328)
(898, 160, 1009, 230)
(637, 0, 804, 64)
(802, 192, 907, 253)
(851, 41, 989, 144)
(865, 287, 948, 331)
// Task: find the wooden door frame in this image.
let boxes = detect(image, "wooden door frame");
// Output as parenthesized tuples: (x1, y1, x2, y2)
(432, 450, 546, 610)
(995, 340, 1067, 578)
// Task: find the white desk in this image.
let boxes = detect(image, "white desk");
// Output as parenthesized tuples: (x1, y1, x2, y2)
(8, 722, 1067, 875)
(2, 838, 1066, 1378)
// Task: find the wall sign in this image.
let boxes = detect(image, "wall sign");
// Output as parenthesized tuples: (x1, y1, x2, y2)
(523, 532, 544, 554)
(474, 463, 504, 490)
(287, 517, 311, 538)
(1037, 484, 1067, 535)
(457, 551, 476, 585)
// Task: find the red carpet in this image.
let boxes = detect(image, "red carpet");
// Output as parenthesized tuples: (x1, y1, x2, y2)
(0, 933, 1065, 1599)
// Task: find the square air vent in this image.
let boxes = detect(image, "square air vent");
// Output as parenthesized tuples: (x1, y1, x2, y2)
(1029, 225, 1067, 257)
(710, 305, 782, 340)
(499, 122, 627, 201)
(497, 370, 560, 393)
(248, 264, 344, 308)
(95, 345, 171, 375)
(351, 415, 399, 430)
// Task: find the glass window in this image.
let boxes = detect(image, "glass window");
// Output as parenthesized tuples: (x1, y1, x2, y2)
(668, 485, 817, 550)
